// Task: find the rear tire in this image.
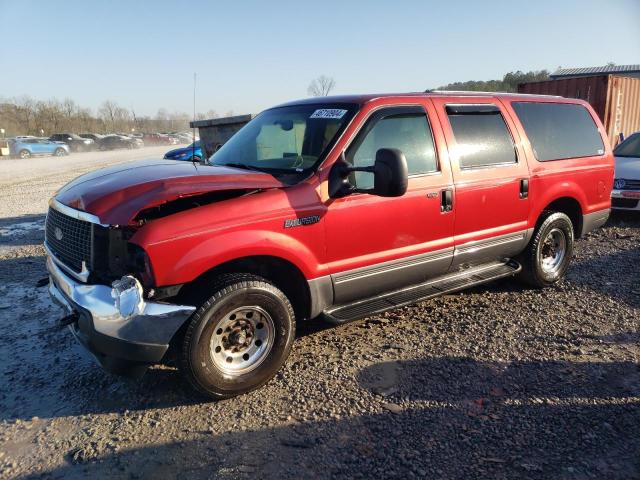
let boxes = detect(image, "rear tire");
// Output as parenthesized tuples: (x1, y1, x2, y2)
(19, 149, 30, 159)
(180, 273, 295, 399)
(518, 211, 574, 288)
(54, 147, 66, 157)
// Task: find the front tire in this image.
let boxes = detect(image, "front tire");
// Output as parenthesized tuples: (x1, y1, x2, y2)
(180, 273, 296, 399)
(518, 211, 574, 288)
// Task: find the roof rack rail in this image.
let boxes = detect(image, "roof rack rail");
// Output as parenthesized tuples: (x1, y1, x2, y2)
(426, 89, 563, 98)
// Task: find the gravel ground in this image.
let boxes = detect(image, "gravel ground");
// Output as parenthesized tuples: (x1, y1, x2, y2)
(0, 150, 638, 479)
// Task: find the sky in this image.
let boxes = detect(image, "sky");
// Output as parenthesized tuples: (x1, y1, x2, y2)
(0, 0, 638, 117)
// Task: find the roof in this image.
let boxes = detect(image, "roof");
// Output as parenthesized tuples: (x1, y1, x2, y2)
(550, 64, 640, 78)
(274, 91, 563, 108)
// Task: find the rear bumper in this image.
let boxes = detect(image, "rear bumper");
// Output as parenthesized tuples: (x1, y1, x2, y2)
(46, 254, 195, 377)
(611, 190, 640, 210)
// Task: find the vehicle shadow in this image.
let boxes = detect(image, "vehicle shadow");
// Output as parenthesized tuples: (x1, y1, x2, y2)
(30, 357, 640, 480)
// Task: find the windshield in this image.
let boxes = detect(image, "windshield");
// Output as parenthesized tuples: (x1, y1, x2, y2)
(210, 103, 357, 175)
(614, 133, 640, 158)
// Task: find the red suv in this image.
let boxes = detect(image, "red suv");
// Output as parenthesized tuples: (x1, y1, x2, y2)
(45, 92, 613, 398)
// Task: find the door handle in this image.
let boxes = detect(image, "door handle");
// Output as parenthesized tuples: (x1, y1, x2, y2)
(441, 189, 453, 213)
(519, 179, 529, 199)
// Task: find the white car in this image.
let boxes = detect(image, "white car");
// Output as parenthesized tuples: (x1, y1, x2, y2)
(612, 132, 640, 211)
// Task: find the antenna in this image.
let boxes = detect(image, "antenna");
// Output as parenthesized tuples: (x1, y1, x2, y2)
(192, 72, 197, 163)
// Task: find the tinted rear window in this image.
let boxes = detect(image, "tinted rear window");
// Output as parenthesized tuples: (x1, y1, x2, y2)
(446, 105, 517, 168)
(512, 102, 604, 161)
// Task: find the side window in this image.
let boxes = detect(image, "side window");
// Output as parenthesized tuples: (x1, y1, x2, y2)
(511, 102, 605, 161)
(446, 104, 516, 168)
(347, 107, 437, 188)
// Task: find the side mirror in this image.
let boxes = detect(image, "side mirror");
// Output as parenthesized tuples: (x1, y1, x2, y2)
(328, 148, 408, 198)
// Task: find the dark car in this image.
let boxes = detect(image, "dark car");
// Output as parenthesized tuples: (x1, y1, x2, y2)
(49, 133, 94, 152)
(99, 135, 143, 150)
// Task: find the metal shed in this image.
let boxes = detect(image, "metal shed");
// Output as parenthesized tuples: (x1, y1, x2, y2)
(190, 114, 254, 160)
(518, 75, 640, 147)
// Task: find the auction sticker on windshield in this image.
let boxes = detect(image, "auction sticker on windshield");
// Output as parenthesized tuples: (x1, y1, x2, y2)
(310, 109, 348, 119)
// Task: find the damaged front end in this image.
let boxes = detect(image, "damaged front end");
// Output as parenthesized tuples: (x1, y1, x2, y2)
(44, 162, 285, 376)
(45, 198, 196, 377)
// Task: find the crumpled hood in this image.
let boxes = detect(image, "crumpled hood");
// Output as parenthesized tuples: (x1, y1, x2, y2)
(614, 156, 640, 180)
(55, 159, 285, 225)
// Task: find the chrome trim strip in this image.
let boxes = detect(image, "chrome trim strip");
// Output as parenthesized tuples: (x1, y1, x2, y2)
(331, 247, 454, 305)
(454, 231, 527, 255)
(44, 241, 90, 283)
(328, 260, 513, 314)
(334, 249, 453, 284)
(49, 198, 108, 226)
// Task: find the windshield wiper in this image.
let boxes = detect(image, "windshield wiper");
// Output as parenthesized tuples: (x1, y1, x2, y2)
(218, 163, 304, 174)
(221, 162, 267, 172)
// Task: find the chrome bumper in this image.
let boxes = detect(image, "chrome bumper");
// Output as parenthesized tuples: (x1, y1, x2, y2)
(46, 254, 195, 371)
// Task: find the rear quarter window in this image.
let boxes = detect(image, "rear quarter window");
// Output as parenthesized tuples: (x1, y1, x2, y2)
(511, 102, 605, 161)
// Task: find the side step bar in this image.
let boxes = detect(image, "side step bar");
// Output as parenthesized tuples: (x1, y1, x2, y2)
(323, 260, 521, 323)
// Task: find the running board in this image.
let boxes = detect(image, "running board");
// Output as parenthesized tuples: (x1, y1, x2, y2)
(323, 260, 521, 323)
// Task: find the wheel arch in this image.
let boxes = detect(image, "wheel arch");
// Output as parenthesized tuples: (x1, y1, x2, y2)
(537, 196, 583, 238)
(178, 255, 312, 322)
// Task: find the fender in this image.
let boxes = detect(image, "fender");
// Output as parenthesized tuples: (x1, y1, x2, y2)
(529, 175, 588, 228)
(141, 228, 326, 287)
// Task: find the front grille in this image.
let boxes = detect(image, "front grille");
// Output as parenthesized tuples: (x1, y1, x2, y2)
(612, 197, 639, 209)
(45, 207, 93, 273)
(617, 178, 640, 190)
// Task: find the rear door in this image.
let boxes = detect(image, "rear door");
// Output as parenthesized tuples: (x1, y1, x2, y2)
(324, 101, 455, 304)
(432, 97, 530, 268)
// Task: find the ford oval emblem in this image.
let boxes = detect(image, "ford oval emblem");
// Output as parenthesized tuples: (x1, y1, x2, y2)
(614, 179, 626, 190)
(54, 227, 63, 241)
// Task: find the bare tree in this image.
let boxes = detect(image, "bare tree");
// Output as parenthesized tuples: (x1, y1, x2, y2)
(98, 100, 119, 132)
(307, 75, 336, 97)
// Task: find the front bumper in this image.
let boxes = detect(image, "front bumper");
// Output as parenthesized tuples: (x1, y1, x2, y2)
(611, 190, 640, 210)
(46, 254, 195, 377)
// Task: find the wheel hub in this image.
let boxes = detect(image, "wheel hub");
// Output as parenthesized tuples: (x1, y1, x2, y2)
(539, 228, 567, 275)
(209, 306, 275, 376)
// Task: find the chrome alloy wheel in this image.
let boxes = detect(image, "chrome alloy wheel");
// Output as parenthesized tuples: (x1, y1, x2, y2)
(209, 306, 275, 376)
(539, 227, 567, 274)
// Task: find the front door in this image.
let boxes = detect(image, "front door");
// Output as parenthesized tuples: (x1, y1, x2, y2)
(431, 98, 531, 268)
(324, 102, 455, 305)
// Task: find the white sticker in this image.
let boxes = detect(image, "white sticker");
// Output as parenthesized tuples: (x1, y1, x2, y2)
(310, 109, 348, 119)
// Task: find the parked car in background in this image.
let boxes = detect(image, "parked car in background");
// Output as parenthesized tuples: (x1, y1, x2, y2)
(163, 140, 202, 161)
(142, 133, 174, 146)
(49, 133, 94, 152)
(9, 137, 70, 158)
(177, 132, 196, 144)
(167, 133, 188, 144)
(612, 131, 640, 211)
(80, 133, 107, 146)
(99, 135, 143, 150)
